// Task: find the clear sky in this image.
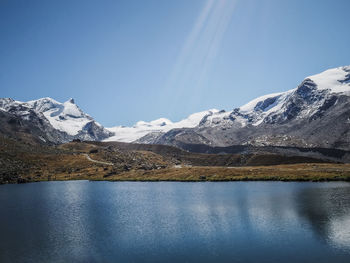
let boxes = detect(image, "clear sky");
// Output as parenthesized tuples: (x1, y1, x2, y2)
(1, 0, 350, 126)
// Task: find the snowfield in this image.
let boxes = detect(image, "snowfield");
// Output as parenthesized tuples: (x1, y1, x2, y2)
(104, 109, 219, 142)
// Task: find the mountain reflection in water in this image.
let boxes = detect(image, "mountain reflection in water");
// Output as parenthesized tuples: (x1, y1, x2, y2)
(296, 184, 350, 250)
(0, 181, 350, 263)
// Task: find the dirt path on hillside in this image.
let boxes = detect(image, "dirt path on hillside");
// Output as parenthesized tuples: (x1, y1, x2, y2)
(82, 153, 114, 166)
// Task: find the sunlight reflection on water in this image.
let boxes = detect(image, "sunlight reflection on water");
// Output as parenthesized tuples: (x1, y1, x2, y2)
(0, 181, 350, 262)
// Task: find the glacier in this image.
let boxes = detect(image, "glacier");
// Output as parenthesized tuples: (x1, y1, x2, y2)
(104, 109, 219, 142)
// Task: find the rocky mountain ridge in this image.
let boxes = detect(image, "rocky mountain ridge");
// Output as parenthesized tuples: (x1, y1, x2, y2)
(138, 66, 350, 151)
(1, 65, 349, 151)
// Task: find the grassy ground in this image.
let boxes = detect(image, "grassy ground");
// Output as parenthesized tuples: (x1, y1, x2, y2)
(104, 164, 350, 182)
(24, 163, 350, 183)
(2, 138, 350, 183)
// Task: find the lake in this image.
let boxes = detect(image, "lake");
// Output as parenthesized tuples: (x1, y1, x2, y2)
(0, 181, 350, 262)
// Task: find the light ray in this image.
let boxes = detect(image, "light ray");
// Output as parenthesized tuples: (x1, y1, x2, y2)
(164, 0, 238, 111)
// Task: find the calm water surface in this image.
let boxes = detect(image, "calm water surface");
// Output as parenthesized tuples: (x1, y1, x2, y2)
(1, 181, 350, 262)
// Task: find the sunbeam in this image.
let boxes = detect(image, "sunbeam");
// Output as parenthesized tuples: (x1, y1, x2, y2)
(164, 0, 238, 110)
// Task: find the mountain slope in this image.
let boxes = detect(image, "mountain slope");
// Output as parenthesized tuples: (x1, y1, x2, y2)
(0, 108, 69, 144)
(1, 66, 349, 150)
(142, 66, 350, 150)
(0, 97, 112, 143)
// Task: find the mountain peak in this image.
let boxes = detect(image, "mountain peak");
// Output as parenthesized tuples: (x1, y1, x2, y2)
(34, 97, 58, 103)
(307, 66, 350, 93)
(0, 97, 111, 141)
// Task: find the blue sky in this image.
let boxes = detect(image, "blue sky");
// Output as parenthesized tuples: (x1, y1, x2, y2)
(1, 0, 350, 126)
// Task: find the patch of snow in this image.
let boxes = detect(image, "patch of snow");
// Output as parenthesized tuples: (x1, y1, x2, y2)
(239, 92, 284, 113)
(308, 66, 350, 93)
(251, 91, 293, 126)
(202, 111, 233, 126)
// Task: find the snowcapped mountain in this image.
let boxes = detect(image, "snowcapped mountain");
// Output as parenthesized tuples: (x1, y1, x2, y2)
(199, 66, 350, 128)
(0, 97, 112, 143)
(143, 66, 350, 150)
(1, 65, 349, 150)
(104, 109, 219, 143)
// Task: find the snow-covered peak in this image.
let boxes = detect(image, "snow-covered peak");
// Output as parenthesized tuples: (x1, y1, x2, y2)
(27, 97, 61, 112)
(25, 97, 92, 135)
(307, 66, 350, 93)
(0, 96, 112, 142)
(0, 98, 15, 106)
(62, 99, 86, 119)
(0, 98, 35, 118)
(200, 65, 350, 128)
(104, 109, 219, 142)
(0, 97, 106, 137)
